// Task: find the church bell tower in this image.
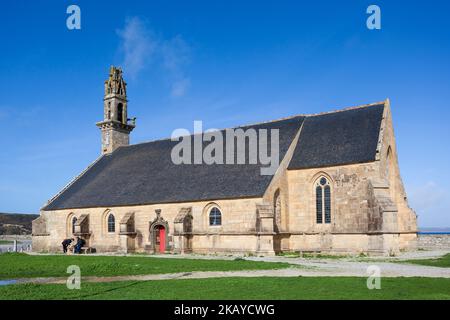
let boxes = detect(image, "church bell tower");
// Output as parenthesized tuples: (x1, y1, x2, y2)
(96, 66, 135, 154)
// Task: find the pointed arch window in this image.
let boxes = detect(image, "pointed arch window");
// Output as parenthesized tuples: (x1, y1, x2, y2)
(315, 177, 331, 224)
(72, 217, 77, 234)
(107, 214, 116, 233)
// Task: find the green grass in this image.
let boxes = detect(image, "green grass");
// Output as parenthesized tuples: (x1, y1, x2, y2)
(0, 240, 19, 245)
(1, 277, 449, 300)
(0, 253, 291, 279)
(401, 253, 450, 268)
(0, 240, 24, 245)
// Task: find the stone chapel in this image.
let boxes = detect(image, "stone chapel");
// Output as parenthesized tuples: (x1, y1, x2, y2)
(32, 66, 418, 255)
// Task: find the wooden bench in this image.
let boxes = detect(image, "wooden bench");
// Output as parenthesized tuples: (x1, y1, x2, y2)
(80, 247, 95, 254)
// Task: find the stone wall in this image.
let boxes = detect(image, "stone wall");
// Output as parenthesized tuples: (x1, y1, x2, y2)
(33, 197, 268, 254)
(417, 234, 450, 250)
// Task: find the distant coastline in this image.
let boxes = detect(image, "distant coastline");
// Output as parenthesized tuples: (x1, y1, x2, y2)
(418, 232, 450, 235)
(418, 227, 450, 235)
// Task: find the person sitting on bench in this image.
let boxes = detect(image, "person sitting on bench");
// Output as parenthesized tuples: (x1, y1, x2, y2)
(74, 237, 86, 254)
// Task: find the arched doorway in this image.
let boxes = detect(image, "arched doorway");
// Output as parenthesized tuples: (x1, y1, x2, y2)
(154, 225, 166, 253)
(149, 210, 169, 254)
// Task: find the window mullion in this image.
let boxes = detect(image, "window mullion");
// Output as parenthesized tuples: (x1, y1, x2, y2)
(322, 187, 325, 223)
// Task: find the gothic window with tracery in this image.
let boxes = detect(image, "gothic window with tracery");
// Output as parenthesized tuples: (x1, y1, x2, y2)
(315, 177, 331, 224)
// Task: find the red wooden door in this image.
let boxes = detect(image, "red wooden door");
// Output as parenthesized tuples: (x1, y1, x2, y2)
(159, 227, 166, 253)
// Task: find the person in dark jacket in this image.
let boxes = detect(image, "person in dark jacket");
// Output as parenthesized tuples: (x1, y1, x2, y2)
(74, 237, 86, 254)
(62, 238, 74, 253)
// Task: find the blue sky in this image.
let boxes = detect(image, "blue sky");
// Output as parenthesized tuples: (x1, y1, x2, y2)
(0, 1, 449, 227)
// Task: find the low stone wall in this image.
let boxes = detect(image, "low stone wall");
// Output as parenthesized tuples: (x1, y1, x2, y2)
(417, 234, 450, 250)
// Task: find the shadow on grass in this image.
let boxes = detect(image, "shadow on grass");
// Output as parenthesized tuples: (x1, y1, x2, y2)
(67, 281, 142, 300)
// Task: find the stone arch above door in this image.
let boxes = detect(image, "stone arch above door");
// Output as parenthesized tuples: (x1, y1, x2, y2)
(149, 209, 169, 253)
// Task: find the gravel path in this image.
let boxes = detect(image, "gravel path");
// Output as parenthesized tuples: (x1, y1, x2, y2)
(249, 258, 450, 278)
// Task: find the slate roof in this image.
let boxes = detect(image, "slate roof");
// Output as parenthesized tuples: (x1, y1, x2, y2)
(288, 103, 385, 170)
(42, 102, 385, 211)
(43, 116, 305, 210)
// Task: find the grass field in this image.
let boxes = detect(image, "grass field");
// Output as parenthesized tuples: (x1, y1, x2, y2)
(1, 277, 449, 300)
(402, 253, 450, 268)
(0, 253, 291, 279)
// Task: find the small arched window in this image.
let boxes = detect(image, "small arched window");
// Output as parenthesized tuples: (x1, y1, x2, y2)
(108, 214, 116, 233)
(209, 207, 222, 226)
(72, 217, 77, 234)
(315, 177, 331, 224)
(117, 103, 124, 123)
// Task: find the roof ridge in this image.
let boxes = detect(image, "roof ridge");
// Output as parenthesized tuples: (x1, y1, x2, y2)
(117, 100, 387, 150)
(306, 100, 387, 118)
(234, 114, 306, 128)
(117, 114, 307, 150)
